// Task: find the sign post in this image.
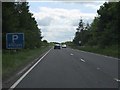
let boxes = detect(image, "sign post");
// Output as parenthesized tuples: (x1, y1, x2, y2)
(6, 33, 24, 49)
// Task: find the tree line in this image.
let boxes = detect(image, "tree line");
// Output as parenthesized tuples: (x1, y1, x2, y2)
(2, 2, 47, 49)
(73, 2, 120, 48)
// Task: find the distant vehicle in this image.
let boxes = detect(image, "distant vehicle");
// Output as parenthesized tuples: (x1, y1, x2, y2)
(54, 44, 61, 49)
(62, 44, 67, 48)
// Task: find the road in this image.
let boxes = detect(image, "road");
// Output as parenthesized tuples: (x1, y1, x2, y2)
(13, 47, 119, 88)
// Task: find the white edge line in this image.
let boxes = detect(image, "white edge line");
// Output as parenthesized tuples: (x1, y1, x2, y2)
(9, 48, 52, 89)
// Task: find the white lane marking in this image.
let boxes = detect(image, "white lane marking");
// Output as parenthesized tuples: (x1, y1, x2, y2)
(114, 78, 120, 82)
(80, 58, 85, 62)
(70, 53, 74, 56)
(97, 67, 100, 70)
(10, 48, 52, 89)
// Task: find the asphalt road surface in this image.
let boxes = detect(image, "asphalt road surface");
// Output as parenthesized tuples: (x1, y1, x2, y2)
(14, 47, 119, 88)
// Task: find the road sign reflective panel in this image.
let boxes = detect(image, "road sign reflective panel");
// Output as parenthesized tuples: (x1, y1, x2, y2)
(6, 33, 24, 49)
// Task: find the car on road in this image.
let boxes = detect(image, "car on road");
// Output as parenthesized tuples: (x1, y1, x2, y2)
(62, 44, 67, 48)
(54, 44, 61, 49)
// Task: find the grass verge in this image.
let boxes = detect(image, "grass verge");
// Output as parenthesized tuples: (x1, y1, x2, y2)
(70, 45, 119, 58)
(2, 46, 51, 80)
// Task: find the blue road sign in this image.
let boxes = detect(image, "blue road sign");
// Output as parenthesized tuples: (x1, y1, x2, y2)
(6, 33, 24, 49)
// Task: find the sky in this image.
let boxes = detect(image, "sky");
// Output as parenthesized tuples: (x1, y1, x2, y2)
(28, 0, 107, 43)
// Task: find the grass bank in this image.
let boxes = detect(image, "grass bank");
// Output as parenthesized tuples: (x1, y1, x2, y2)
(2, 46, 51, 80)
(69, 45, 119, 58)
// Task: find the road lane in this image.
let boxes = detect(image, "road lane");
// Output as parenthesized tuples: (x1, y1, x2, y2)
(14, 47, 118, 88)
(66, 48, 118, 79)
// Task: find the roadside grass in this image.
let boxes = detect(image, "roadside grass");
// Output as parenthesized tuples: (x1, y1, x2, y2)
(70, 45, 119, 58)
(2, 46, 51, 79)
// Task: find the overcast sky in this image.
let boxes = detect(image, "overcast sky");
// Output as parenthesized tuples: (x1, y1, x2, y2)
(28, 1, 107, 43)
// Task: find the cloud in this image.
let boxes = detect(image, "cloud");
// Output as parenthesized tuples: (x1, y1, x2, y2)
(42, 26, 75, 42)
(84, 3, 100, 10)
(31, 6, 97, 42)
(83, 1, 106, 10)
(37, 16, 53, 26)
(33, 7, 96, 25)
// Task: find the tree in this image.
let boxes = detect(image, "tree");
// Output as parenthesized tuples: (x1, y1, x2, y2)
(73, 18, 84, 45)
(2, 2, 42, 49)
(96, 2, 119, 47)
(2, 2, 19, 49)
(73, 18, 90, 45)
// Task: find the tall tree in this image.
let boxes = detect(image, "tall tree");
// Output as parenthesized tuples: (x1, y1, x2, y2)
(73, 19, 84, 45)
(2, 2, 42, 49)
(2, 2, 19, 49)
(73, 19, 90, 45)
(73, 2, 120, 48)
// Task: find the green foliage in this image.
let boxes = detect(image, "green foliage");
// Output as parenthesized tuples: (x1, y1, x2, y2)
(73, 19, 90, 45)
(2, 2, 42, 49)
(73, 2, 119, 49)
(2, 47, 50, 79)
(41, 40, 49, 47)
(70, 45, 119, 58)
(2, 2, 19, 49)
(95, 2, 119, 47)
